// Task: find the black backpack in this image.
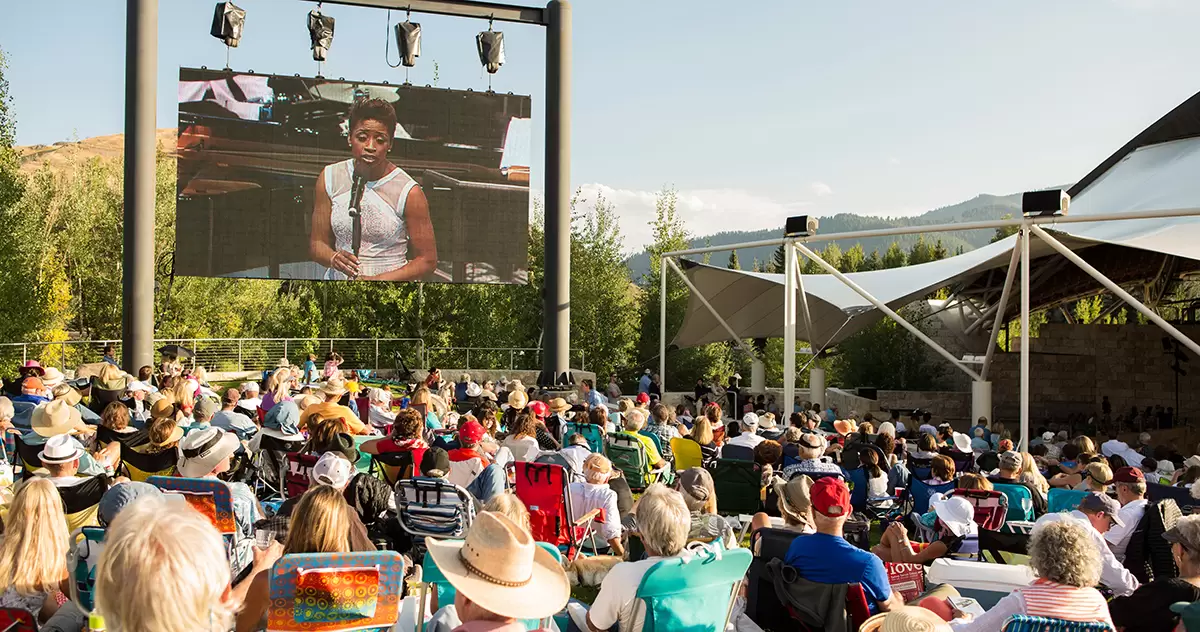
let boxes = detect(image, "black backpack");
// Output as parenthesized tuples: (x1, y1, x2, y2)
(1124, 498, 1181, 583)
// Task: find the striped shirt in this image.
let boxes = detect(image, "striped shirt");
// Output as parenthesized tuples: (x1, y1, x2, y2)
(1018, 579, 1113, 624)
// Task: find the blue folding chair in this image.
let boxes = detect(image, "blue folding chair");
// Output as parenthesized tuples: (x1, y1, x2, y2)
(993, 483, 1036, 522)
(563, 421, 604, 453)
(633, 546, 753, 632)
(1002, 615, 1114, 632)
(910, 478, 956, 515)
(638, 430, 665, 456)
(1047, 488, 1088, 514)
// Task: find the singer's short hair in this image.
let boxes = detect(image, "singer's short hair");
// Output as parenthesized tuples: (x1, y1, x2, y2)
(349, 98, 398, 138)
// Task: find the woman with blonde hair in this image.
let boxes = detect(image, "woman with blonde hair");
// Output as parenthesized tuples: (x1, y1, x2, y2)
(1077, 462, 1113, 493)
(261, 367, 293, 412)
(1019, 451, 1050, 501)
(685, 413, 720, 467)
(236, 485, 359, 632)
(409, 386, 443, 429)
(483, 492, 531, 534)
(1073, 435, 1097, 457)
(0, 478, 70, 620)
(97, 487, 241, 632)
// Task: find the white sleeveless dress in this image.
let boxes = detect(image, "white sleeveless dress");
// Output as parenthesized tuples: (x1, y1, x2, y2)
(323, 158, 418, 279)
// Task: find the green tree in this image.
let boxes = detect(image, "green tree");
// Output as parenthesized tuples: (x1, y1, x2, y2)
(907, 236, 936, 265)
(820, 242, 843, 272)
(862, 249, 882, 272)
(727, 250, 740, 270)
(991, 214, 1019, 243)
(766, 244, 786, 274)
(828, 303, 948, 390)
(881, 242, 908, 269)
(842, 243, 865, 273)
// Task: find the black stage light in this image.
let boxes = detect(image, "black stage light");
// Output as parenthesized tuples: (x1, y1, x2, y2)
(308, 8, 336, 61)
(395, 21, 422, 68)
(1022, 189, 1069, 217)
(784, 215, 819, 237)
(476, 28, 505, 74)
(210, 2, 246, 48)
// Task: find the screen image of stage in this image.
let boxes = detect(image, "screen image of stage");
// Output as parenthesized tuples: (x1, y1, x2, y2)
(175, 68, 532, 284)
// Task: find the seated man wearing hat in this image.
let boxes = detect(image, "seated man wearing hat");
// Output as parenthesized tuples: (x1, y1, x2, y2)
(25, 399, 110, 477)
(122, 380, 154, 426)
(209, 388, 258, 440)
(13, 376, 49, 406)
(177, 426, 262, 575)
(299, 376, 370, 435)
(781, 432, 843, 480)
(39, 433, 128, 531)
(1105, 466, 1149, 562)
(784, 477, 903, 614)
(1034, 491, 1140, 597)
(726, 413, 767, 450)
(987, 451, 1048, 516)
(427, 511, 570, 632)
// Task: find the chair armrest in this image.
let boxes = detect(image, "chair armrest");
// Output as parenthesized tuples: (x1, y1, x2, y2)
(574, 508, 603, 526)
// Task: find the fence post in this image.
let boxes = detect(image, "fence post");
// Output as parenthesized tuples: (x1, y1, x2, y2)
(374, 339, 380, 371)
(329, 339, 334, 354)
(60, 342, 66, 370)
(283, 339, 289, 363)
(191, 340, 197, 369)
(510, 349, 514, 371)
(238, 340, 243, 372)
(465, 348, 470, 371)
(22, 345, 27, 364)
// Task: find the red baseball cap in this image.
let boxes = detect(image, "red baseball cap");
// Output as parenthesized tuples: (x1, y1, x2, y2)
(1114, 466, 1145, 484)
(458, 420, 486, 444)
(810, 477, 851, 518)
(528, 400, 548, 419)
(636, 392, 650, 405)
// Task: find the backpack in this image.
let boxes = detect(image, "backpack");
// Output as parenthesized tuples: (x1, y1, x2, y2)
(1124, 498, 1181, 583)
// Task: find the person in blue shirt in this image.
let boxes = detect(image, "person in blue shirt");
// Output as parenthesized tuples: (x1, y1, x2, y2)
(301, 354, 319, 384)
(12, 377, 50, 407)
(637, 369, 651, 395)
(784, 477, 903, 614)
(102, 343, 118, 367)
(581, 379, 604, 409)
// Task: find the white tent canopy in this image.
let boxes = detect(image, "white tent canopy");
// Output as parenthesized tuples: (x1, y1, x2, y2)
(671, 89, 1200, 352)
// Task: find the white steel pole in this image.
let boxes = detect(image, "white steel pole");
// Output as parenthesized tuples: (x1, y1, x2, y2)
(1020, 226, 1031, 452)
(659, 255, 668, 390)
(792, 243, 817, 348)
(1031, 225, 1200, 358)
(794, 243, 983, 381)
(783, 242, 798, 412)
(981, 233, 1023, 381)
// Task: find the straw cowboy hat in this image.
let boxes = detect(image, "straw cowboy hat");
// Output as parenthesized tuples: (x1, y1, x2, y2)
(176, 427, 240, 478)
(773, 474, 814, 526)
(51, 383, 82, 407)
(548, 397, 570, 414)
(38, 433, 86, 465)
(859, 605, 952, 632)
(425, 511, 569, 620)
(32, 399, 90, 438)
(319, 376, 347, 399)
(41, 367, 65, 390)
(466, 382, 483, 398)
(507, 390, 529, 410)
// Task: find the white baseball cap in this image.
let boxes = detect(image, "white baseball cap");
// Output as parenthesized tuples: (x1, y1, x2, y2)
(741, 412, 759, 429)
(311, 452, 354, 489)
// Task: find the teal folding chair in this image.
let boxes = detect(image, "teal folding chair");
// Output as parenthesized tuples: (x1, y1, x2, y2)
(419, 542, 563, 632)
(993, 483, 1036, 522)
(1002, 615, 1114, 632)
(563, 421, 605, 453)
(1047, 488, 1089, 514)
(633, 546, 753, 632)
(67, 526, 107, 611)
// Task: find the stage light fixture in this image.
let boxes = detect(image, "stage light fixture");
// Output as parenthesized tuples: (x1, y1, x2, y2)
(308, 7, 336, 61)
(477, 23, 505, 74)
(1022, 189, 1069, 217)
(395, 20, 422, 68)
(210, 2, 246, 48)
(784, 215, 819, 237)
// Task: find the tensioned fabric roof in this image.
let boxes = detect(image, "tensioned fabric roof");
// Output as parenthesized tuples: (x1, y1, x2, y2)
(672, 90, 1200, 350)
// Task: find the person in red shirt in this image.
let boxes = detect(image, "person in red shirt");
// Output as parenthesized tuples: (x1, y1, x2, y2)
(361, 408, 427, 480)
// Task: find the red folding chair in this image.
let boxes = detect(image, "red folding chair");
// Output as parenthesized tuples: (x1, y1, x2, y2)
(513, 462, 601, 560)
(285, 452, 318, 498)
(948, 488, 1009, 532)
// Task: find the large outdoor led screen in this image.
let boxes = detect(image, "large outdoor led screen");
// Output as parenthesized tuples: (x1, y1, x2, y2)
(175, 68, 532, 284)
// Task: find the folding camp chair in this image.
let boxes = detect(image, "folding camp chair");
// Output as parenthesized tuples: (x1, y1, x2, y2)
(605, 433, 669, 491)
(908, 456, 934, 482)
(992, 483, 1036, 523)
(745, 528, 804, 630)
(418, 542, 562, 632)
(638, 430, 665, 457)
(910, 478, 956, 516)
(1147, 482, 1200, 514)
(670, 437, 703, 471)
(252, 435, 306, 501)
(147, 476, 246, 573)
(58, 476, 108, 532)
(1001, 615, 1114, 632)
(845, 466, 901, 522)
(562, 421, 604, 453)
(948, 488, 1009, 532)
(68, 526, 106, 612)
(14, 435, 44, 480)
(0, 608, 37, 632)
(395, 477, 476, 543)
(120, 445, 177, 482)
(370, 450, 416, 487)
(940, 448, 975, 475)
(513, 462, 601, 559)
(266, 551, 405, 632)
(633, 545, 753, 632)
(285, 452, 319, 499)
(711, 459, 762, 516)
(1047, 488, 1088, 514)
(88, 382, 124, 415)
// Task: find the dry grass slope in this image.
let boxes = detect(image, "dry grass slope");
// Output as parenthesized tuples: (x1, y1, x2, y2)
(16, 128, 178, 173)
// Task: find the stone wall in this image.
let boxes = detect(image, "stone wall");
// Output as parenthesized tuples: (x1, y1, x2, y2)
(990, 323, 1197, 423)
(876, 390, 972, 422)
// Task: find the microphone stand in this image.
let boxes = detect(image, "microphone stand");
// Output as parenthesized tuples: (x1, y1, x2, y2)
(347, 174, 366, 278)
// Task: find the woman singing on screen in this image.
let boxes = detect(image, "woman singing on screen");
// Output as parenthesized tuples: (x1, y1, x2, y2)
(310, 97, 437, 281)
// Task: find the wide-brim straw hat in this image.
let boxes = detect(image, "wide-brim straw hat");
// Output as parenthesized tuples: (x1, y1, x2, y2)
(32, 399, 89, 438)
(41, 367, 65, 389)
(425, 511, 569, 620)
(833, 419, 856, 435)
(319, 378, 347, 399)
(52, 384, 82, 407)
(548, 397, 570, 413)
(176, 427, 240, 478)
(149, 423, 185, 449)
(773, 474, 813, 525)
(507, 390, 529, 410)
(859, 605, 952, 632)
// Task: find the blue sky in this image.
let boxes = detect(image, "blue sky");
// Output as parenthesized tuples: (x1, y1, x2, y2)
(7, 0, 1200, 251)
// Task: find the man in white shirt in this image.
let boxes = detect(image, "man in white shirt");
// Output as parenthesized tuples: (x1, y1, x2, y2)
(239, 381, 263, 412)
(567, 454, 623, 556)
(559, 434, 592, 481)
(725, 413, 766, 450)
(1034, 492, 1139, 597)
(1106, 466, 1149, 562)
(585, 484, 689, 632)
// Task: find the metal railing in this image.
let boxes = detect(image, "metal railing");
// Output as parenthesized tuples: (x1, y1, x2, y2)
(0, 338, 586, 373)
